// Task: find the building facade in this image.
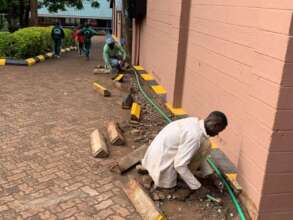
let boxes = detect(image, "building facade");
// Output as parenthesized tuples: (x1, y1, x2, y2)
(38, 0, 112, 31)
(112, 0, 293, 219)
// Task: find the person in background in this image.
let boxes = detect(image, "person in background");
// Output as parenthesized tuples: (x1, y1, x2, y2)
(142, 111, 228, 191)
(51, 22, 65, 58)
(103, 35, 127, 73)
(79, 23, 97, 60)
(75, 25, 85, 55)
(72, 26, 79, 49)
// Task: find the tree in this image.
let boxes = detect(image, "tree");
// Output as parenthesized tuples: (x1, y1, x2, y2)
(40, 0, 101, 13)
(30, 0, 38, 26)
(1, 0, 103, 31)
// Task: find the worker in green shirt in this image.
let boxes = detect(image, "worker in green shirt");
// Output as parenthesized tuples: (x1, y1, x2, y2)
(79, 23, 98, 60)
(103, 36, 127, 72)
(51, 22, 65, 58)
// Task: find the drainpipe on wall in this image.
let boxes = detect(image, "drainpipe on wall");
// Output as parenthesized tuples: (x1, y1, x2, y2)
(172, 0, 192, 108)
(131, 18, 140, 65)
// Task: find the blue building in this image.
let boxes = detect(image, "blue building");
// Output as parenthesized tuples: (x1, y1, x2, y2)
(38, 0, 112, 31)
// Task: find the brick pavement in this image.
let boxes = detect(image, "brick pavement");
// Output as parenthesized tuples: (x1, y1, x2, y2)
(0, 37, 141, 220)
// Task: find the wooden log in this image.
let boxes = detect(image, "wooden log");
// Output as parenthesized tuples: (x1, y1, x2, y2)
(90, 129, 109, 158)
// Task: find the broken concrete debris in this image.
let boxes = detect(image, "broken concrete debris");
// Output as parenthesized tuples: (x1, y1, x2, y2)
(90, 129, 109, 158)
(116, 144, 148, 174)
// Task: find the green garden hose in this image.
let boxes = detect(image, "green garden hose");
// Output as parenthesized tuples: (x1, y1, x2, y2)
(132, 68, 246, 220)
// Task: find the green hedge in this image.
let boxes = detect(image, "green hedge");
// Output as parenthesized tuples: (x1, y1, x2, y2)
(0, 27, 73, 59)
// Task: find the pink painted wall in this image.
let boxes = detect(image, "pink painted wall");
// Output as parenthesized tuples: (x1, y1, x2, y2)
(138, 0, 293, 219)
(139, 0, 181, 104)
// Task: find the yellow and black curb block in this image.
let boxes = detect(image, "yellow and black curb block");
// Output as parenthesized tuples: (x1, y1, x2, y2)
(133, 65, 147, 74)
(165, 103, 187, 117)
(45, 52, 54, 59)
(113, 73, 125, 82)
(93, 82, 111, 97)
(0, 47, 76, 67)
(134, 65, 144, 71)
(225, 173, 242, 196)
(140, 73, 157, 85)
(151, 85, 167, 101)
(26, 58, 37, 66)
(36, 55, 46, 62)
(0, 59, 6, 66)
(130, 102, 141, 121)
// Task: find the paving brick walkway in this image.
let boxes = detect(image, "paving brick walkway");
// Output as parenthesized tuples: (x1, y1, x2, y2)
(0, 37, 141, 220)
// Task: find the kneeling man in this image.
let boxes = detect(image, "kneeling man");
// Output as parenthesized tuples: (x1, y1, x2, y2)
(142, 111, 228, 190)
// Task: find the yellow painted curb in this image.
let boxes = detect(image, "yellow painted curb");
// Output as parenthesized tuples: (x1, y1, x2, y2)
(0, 59, 6, 66)
(37, 55, 45, 62)
(210, 140, 218, 150)
(226, 173, 237, 181)
(151, 85, 167, 95)
(140, 73, 155, 81)
(26, 58, 36, 66)
(113, 74, 124, 82)
(156, 214, 167, 220)
(93, 82, 111, 97)
(165, 103, 187, 116)
(226, 172, 242, 193)
(134, 65, 144, 71)
(131, 102, 141, 121)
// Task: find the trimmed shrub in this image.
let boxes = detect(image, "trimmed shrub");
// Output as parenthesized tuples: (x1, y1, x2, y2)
(0, 32, 11, 58)
(0, 27, 73, 59)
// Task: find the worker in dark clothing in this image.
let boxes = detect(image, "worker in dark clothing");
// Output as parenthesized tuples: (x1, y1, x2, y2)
(79, 23, 98, 60)
(51, 22, 65, 58)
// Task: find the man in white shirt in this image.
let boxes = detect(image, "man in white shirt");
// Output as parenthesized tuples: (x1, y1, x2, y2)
(141, 111, 228, 190)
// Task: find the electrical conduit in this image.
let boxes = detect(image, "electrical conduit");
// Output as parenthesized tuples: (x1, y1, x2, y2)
(132, 68, 246, 220)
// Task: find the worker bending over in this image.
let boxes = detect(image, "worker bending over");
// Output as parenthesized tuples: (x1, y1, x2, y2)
(142, 111, 228, 190)
(103, 36, 127, 72)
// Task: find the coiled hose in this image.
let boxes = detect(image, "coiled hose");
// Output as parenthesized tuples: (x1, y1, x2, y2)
(132, 67, 246, 220)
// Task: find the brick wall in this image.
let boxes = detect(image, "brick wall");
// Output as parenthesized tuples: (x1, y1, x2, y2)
(138, 0, 293, 219)
(180, 1, 293, 219)
(257, 2, 293, 219)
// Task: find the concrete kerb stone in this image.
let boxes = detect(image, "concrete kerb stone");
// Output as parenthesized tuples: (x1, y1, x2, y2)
(130, 103, 141, 121)
(93, 81, 111, 97)
(0, 59, 6, 66)
(0, 47, 75, 66)
(123, 178, 167, 220)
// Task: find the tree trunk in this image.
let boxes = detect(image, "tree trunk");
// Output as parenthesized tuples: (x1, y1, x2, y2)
(30, 0, 38, 26)
(121, 0, 132, 60)
(24, 5, 30, 27)
(19, 0, 25, 27)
